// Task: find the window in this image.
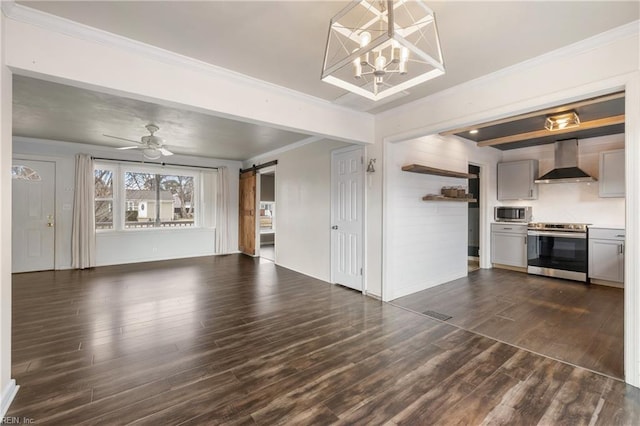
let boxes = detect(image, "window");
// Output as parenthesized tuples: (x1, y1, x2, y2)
(124, 171, 195, 229)
(94, 168, 114, 230)
(94, 162, 201, 231)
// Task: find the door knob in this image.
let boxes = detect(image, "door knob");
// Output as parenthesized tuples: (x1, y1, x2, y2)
(47, 215, 54, 228)
(331, 225, 338, 230)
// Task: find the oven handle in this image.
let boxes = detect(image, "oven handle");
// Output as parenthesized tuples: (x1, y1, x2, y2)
(527, 230, 586, 239)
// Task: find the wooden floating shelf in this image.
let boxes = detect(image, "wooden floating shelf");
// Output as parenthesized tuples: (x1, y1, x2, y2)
(402, 164, 477, 179)
(422, 195, 478, 202)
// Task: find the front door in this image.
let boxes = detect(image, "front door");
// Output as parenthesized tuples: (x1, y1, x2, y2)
(12, 159, 56, 273)
(238, 170, 257, 256)
(331, 146, 364, 291)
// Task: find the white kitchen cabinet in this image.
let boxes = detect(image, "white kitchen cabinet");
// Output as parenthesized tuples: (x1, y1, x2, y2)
(491, 223, 528, 268)
(589, 227, 624, 285)
(599, 149, 625, 198)
(497, 160, 538, 200)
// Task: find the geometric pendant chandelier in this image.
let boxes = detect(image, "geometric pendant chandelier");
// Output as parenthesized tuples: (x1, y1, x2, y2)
(321, 0, 445, 101)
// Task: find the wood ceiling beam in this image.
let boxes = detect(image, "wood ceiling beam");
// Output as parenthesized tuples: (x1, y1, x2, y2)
(476, 114, 625, 147)
(440, 91, 625, 136)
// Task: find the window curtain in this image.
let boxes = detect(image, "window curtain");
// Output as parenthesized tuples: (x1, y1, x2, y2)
(215, 166, 230, 254)
(71, 154, 96, 269)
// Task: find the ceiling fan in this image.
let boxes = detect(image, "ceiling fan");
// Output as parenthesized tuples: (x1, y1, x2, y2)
(104, 124, 174, 160)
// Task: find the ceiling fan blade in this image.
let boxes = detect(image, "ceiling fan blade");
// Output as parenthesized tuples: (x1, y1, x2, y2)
(158, 147, 174, 156)
(116, 146, 141, 150)
(103, 134, 141, 144)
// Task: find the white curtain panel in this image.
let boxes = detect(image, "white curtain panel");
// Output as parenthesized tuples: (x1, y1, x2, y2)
(215, 166, 230, 254)
(71, 154, 96, 269)
(200, 171, 216, 229)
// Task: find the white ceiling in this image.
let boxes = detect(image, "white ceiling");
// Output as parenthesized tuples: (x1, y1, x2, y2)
(11, 1, 640, 160)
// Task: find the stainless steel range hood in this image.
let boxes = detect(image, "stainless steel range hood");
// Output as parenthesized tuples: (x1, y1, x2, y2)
(534, 139, 597, 184)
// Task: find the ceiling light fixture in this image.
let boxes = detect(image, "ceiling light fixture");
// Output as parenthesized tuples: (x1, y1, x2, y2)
(469, 129, 479, 134)
(321, 0, 445, 101)
(545, 111, 580, 131)
(142, 148, 161, 160)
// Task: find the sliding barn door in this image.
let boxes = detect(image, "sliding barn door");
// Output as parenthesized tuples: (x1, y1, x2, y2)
(238, 170, 257, 256)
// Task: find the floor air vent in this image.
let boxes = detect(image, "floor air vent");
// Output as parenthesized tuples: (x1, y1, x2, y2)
(422, 310, 452, 321)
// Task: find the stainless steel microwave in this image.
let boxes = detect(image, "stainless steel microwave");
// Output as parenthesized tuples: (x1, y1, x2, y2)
(494, 206, 532, 223)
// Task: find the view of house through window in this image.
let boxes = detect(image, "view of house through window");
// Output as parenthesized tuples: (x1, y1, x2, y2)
(94, 164, 197, 230)
(124, 171, 195, 228)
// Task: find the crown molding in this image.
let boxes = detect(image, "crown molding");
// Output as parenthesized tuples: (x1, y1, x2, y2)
(3, 2, 372, 119)
(379, 19, 640, 120)
(1, 0, 15, 17)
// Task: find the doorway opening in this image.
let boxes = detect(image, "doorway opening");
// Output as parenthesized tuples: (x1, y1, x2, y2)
(259, 168, 276, 262)
(468, 164, 480, 272)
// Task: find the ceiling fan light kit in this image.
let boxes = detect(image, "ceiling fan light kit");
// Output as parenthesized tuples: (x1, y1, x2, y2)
(142, 147, 162, 160)
(321, 0, 445, 101)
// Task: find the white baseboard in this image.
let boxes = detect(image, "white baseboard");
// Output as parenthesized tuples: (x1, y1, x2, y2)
(365, 291, 381, 300)
(590, 278, 624, 289)
(1, 380, 19, 418)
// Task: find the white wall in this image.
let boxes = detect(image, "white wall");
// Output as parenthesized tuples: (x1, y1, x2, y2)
(96, 228, 216, 266)
(501, 134, 625, 227)
(0, 12, 18, 418)
(13, 137, 241, 268)
(385, 135, 501, 300)
(247, 139, 350, 282)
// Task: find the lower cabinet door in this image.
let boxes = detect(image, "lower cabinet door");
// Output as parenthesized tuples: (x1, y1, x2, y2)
(589, 239, 624, 282)
(491, 232, 527, 267)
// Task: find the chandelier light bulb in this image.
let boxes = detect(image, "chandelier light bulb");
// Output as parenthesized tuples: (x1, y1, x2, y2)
(391, 40, 401, 63)
(353, 57, 362, 78)
(359, 31, 371, 48)
(375, 54, 387, 72)
(400, 46, 410, 63)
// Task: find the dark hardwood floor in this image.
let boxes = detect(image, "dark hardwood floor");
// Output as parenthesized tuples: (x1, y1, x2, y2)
(8, 255, 639, 424)
(393, 268, 625, 379)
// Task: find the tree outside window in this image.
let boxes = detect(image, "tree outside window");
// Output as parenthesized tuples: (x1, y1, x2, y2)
(94, 169, 113, 229)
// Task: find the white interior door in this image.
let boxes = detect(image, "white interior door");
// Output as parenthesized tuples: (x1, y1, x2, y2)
(12, 159, 56, 273)
(331, 146, 364, 291)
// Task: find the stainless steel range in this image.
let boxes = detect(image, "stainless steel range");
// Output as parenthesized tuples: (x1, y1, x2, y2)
(527, 222, 590, 282)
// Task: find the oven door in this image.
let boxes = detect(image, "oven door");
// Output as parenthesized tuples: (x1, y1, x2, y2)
(527, 231, 587, 281)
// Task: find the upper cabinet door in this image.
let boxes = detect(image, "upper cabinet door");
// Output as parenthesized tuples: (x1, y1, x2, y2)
(497, 160, 539, 200)
(599, 149, 625, 198)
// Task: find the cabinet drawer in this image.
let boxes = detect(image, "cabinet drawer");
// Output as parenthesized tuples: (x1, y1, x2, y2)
(589, 228, 625, 240)
(491, 223, 527, 234)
